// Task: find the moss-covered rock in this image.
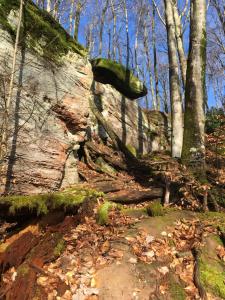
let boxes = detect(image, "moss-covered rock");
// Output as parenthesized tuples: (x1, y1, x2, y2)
(0, 0, 86, 62)
(0, 188, 103, 216)
(91, 58, 147, 100)
(146, 201, 164, 217)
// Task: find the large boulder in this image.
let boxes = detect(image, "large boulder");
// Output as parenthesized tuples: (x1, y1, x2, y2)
(91, 58, 147, 100)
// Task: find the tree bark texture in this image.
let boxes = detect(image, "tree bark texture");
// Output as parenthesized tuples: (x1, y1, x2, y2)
(181, 0, 206, 170)
(164, 0, 183, 158)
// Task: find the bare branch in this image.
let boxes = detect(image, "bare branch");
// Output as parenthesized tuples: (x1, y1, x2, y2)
(152, 0, 166, 27)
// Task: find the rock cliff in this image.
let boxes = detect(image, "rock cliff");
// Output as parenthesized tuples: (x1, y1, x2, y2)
(0, 0, 168, 195)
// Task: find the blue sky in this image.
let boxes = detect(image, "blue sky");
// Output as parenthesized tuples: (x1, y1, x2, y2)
(33, 0, 224, 109)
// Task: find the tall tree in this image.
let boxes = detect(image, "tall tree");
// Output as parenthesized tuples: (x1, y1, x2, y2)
(74, 0, 84, 41)
(182, 0, 207, 171)
(152, 2, 160, 109)
(143, 19, 156, 109)
(110, 0, 117, 60)
(164, 0, 183, 158)
(98, 0, 109, 56)
(46, 0, 51, 12)
(172, 0, 187, 88)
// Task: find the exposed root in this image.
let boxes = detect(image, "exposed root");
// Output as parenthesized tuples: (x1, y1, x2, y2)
(192, 248, 208, 300)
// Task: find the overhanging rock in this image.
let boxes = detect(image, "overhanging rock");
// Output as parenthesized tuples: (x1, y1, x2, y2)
(91, 58, 147, 100)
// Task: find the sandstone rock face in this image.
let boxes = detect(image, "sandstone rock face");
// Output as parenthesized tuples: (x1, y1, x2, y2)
(0, 5, 168, 195)
(91, 82, 169, 156)
(0, 27, 92, 195)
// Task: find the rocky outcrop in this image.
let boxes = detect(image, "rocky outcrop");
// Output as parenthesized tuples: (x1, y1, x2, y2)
(0, 1, 168, 195)
(91, 82, 169, 155)
(91, 58, 147, 99)
(0, 2, 92, 195)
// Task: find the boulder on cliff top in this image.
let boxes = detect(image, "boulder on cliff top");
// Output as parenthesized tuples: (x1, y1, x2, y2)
(91, 58, 148, 100)
(0, 0, 86, 61)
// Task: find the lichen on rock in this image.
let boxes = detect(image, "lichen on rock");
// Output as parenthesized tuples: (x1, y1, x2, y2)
(91, 58, 147, 100)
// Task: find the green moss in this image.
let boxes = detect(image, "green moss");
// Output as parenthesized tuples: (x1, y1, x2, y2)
(17, 264, 29, 276)
(91, 58, 147, 100)
(54, 239, 65, 257)
(146, 201, 164, 217)
(95, 157, 116, 175)
(97, 201, 114, 225)
(126, 144, 137, 157)
(168, 276, 186, 300)
(200, 260, 225, 298)
(0, 188, 103, 216)
(199, 211, 225, 226)
(0, 0, 86, 62)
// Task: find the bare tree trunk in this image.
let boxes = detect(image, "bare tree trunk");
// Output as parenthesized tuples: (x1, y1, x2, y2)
(99, 0, 109, 56)
(123, 0, 130, 67)
(143, 21, 156, 109)
(134, 14, 141, 78)
(86, 23, 93, 54)
(181, 0, 206, 172)
(152, 3, 160, 110)
(74, 1, 82, 41)
(108, 29, 111, 59)
(69, 0, 75, 35)
(164, 0, 183, 158)
(110, 0, 117, 60)
(46, 0, 51, 12)
(0, 0, 24, 160)
(172, 0, 187, 88)
(53, 0, 60, 19)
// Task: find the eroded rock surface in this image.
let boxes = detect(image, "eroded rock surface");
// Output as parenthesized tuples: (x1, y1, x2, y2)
(0, 26, 92, 194)
(0, 1, 169, 195)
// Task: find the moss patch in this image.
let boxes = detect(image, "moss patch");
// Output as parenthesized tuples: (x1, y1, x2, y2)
(95, 157, 116, 175)
(0, 0, 86, 62)
(146, 201, 164, 217)
(17, 263, 29, 276)
(168, 275, 186, 300)
(199, 235, 225, 298)
(0, 188, 103, 216)
(200, 260, 225, 298)
(54, 239, 65, 258)
(126, 144, 137, 157)
(91, 58, 147, 100)
(97, 201, 115, 225)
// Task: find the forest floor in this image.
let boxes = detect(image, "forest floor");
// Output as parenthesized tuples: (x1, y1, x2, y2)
(0, 132, 224, 300)
(0, 199, 225, 300)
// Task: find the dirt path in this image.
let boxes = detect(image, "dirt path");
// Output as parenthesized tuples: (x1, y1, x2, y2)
(0, 208, 224, 300)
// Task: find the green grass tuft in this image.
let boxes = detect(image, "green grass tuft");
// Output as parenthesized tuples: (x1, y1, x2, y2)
(146, 201, 164, 217)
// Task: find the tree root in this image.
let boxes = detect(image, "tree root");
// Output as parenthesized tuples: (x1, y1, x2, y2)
(107, 188, 163, 204)
(192, 247, 208, 300)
